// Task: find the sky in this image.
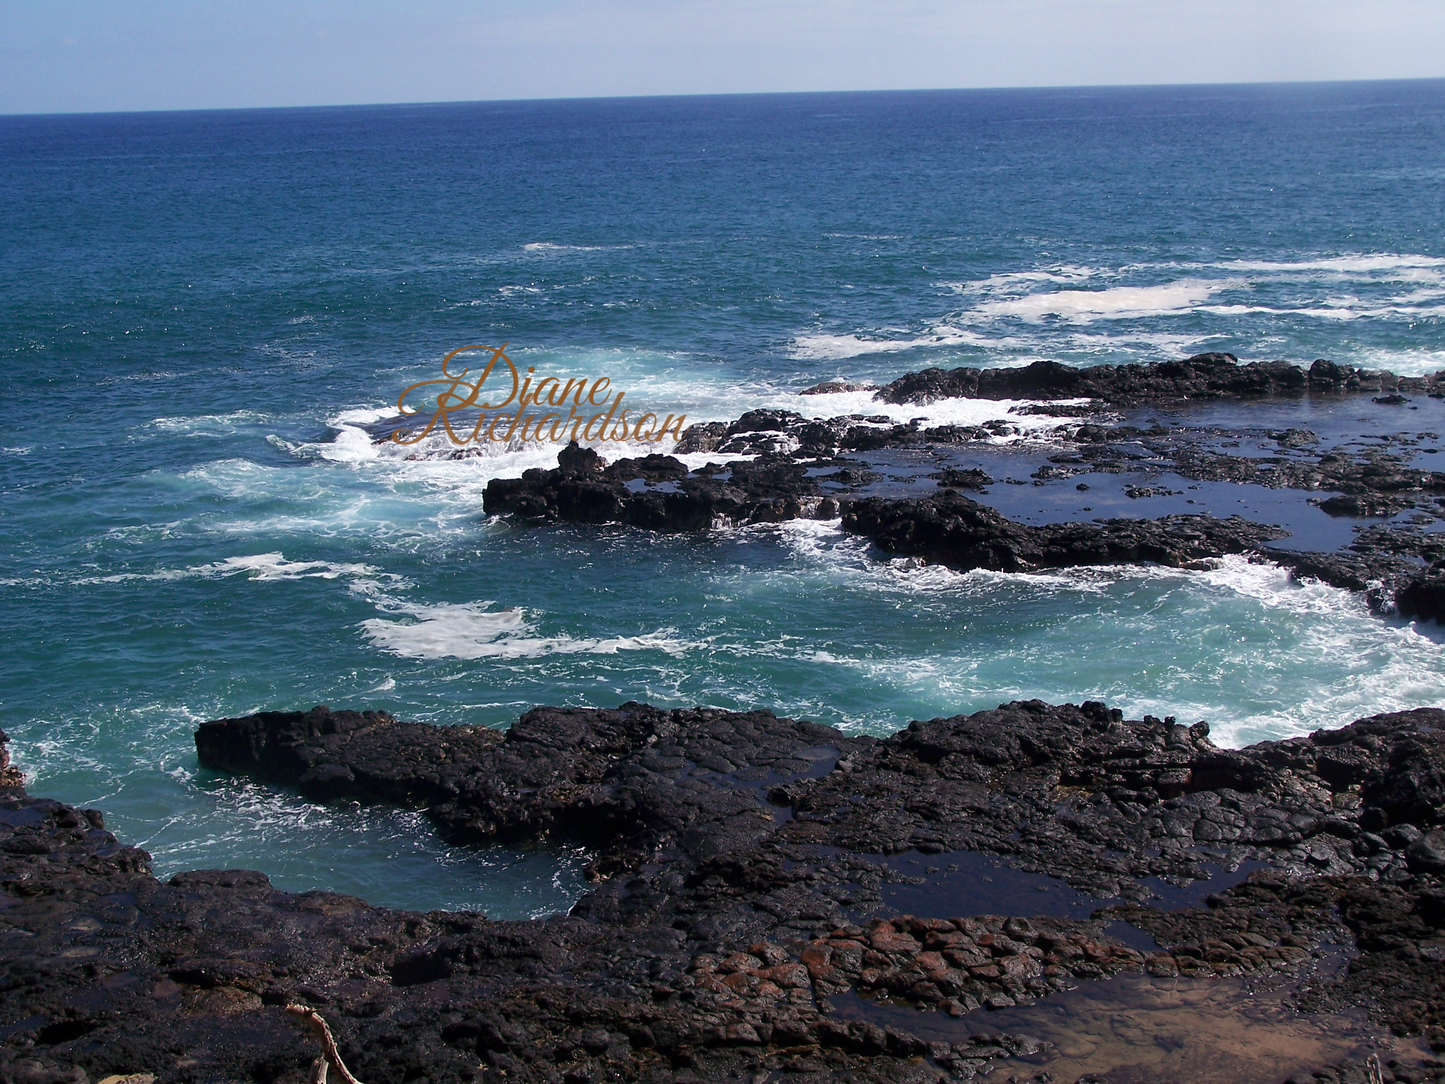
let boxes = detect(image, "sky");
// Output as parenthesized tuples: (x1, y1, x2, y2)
(3, 0, 1445, 115)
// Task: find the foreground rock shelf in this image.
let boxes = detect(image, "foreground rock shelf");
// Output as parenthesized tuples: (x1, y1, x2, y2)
(8, 702, 1445, 1083)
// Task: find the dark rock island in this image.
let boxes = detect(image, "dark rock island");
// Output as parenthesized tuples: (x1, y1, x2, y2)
(869, 354, 1443, 406)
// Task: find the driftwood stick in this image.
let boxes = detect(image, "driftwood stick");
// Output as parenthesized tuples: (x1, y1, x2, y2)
(285, 1003, 365, 1084)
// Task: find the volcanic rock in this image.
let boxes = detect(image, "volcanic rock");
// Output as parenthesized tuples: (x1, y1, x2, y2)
(841, 491, 1285, 572)
(876, 354, 1444, 406)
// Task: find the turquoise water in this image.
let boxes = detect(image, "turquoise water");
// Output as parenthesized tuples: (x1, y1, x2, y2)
(3, 83, 1445, 913)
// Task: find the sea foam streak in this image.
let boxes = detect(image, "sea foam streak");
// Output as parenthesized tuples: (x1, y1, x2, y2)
(1213, 254, 1445, 275)
(65, 553, 394, 588)
(973, 281, 1224, 322)
(789, 328, 991, 359)
(360, 599, 692, 661)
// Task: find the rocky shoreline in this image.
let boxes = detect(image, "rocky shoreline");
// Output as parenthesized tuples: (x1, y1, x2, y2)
(479, 355, 1445, 624)
(7, 701, 1445, 1084)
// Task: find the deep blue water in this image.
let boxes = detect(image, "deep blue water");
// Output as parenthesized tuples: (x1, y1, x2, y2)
(3, 82, 1445, 913)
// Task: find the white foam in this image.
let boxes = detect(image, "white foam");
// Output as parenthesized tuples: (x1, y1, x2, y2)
(331, 406, 395, 426)
(940, 265, 1105, 293)
(69, 552, 392, 588)
(671, 450, 758, 470)
(974, 281, 1223, 322)
(1192, 555, 1363, 617)
(1215, 254, 1445, 275)
(320, 425, 383, 463)
(312, 373, 1074, 502)
(765, 251, 1445, 405)
(1341, 346, 1445, 377)
(204, 553, 380, 582)
(521, 242, 609, 253)
(1199, 296, 1445, 323)
(1175, 557, 1445, 745)
(778, 516, 847, 542)
(147, 410, 273, 436)
(789, 326, 994, 360)
(784, 387, 1082, 439)
(361, 599, 693, 661)
(791, 331, 950, 360)
(911, 254, 1445, 367)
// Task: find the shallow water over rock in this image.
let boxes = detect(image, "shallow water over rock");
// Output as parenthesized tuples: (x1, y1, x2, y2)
(834, 969, 1421, 1083)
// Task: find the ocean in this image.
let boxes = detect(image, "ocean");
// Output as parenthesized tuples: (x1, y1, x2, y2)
(2, 80, 1444, 915)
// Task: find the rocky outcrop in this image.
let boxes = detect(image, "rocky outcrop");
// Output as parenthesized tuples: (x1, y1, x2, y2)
(196, 702, 861, 879)
(194, 702, 1445, 901)
(788, 703, 1445, 894)
(840, 492, 1285, 573)
(482, 444, 831, 529)
(689, 913, 1146, 1020)
(193, 700, 1445, 978)
(1399, 562, 1445, 624)
(477, 364, 1445, 628)
(876, 354, 1445, 406)
(0, 787, 1150, 1084)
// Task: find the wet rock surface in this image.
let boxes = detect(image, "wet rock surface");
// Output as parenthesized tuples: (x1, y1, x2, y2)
(10, 705, 1445, 1082)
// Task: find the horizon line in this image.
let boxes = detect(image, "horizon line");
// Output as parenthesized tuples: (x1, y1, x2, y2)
(5, 74, 1444, 121)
